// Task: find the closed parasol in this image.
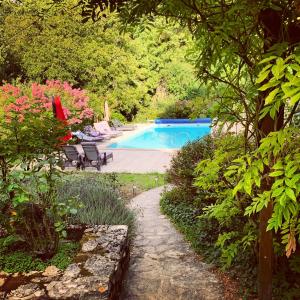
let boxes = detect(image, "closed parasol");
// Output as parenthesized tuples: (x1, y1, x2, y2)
(52, 96, 72, 142)
(103, 100, 110, 121)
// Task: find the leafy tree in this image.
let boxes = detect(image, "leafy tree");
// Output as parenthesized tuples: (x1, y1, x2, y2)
(1, 0, 203, 121)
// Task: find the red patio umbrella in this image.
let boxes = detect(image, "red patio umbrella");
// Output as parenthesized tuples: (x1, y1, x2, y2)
(52, 96, 72, 142)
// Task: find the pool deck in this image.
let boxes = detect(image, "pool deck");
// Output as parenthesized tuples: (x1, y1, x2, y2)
(75, 124, 176, 173)
(99, 149, 174, 173)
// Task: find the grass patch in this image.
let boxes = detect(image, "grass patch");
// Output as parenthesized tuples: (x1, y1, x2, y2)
(116, 173, 165, 190)
(109, 172, 165, 200)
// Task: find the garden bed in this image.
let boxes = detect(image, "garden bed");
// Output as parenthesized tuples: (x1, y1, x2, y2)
(0, 225, 129, 300)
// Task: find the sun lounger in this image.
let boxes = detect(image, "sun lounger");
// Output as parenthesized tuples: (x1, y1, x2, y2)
(62, 145, 84, 170)
(111, 119, 136, 131)
(72, 130, 105, 142)
(83, 125, 111, 140)
(81, 142, 113, 171)
(94, 121, 123, 137)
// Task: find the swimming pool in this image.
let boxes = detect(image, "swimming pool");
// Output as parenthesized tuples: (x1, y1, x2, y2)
(108, 124, 211, 149)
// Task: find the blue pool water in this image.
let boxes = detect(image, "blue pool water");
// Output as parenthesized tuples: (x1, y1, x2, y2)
(108, 124, 211, 149)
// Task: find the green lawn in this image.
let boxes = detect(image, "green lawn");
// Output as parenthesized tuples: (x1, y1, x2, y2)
(116, 173, 165, 190)
(111, 173, 165, 200)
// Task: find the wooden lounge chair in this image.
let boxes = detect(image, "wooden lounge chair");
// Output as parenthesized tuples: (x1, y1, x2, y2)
(94, 121, 123, 138)
(62, 145, 84, 170)
(111, 119, 136, 131)
(81, 142, 113, 171)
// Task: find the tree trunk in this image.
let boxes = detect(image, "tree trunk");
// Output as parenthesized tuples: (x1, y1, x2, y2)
(257, 7, 286, 298)
(257, 97, 284, 300)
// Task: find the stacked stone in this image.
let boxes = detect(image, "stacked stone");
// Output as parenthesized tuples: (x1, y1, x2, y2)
(2, 225, 129, 300)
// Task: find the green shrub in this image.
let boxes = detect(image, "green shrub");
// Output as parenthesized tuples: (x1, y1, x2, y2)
(159, 100, 192, 119)
(57, 174, 135, 234)
(166, 135, 214, 201)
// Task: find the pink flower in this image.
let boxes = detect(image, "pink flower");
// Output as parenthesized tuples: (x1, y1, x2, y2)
(1, 80, 95, 126)
(15, 96, 29, 105)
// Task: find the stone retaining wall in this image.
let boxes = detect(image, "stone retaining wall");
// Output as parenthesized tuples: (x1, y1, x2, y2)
(1, 225, 129, 300)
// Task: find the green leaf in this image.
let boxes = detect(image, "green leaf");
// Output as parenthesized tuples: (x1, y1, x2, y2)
(273, 161, 283, 170)
(290, 92, 300, 106)
(257, 160, 264, 172)
(265, 88, 279, 104)
(279, 193, 287, 206)
(227, 165, 239, 170)
(256, 70, 270, 84)
(258, 80, 279, 91)
(271, 59, 285, 79)
(282, 208, 290, 221)
(13, 194, 29, 206)
(269, 106, 277, 119)
(282, 86, 300, 98)
(267, 220, 275, 231)
(289, 63, 300, 72)
(233, 181, 243, 195)
(269, 171, 284, 177)
(285, 178, 296, 189)
(285, 188, 296, 202)
(70, 208, 78, 215)
(259, 107, 270, 120)
(286, 166, 298, 178)
(272, 187, 284, 197)
(259, 56, 277, 65)
(272, 179, 284, 189)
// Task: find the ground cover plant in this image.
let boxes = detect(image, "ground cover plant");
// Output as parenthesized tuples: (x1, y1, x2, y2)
(0, 238, 79, 273)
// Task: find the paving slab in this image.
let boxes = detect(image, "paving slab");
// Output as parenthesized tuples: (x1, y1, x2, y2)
(122, 186, 223, 300)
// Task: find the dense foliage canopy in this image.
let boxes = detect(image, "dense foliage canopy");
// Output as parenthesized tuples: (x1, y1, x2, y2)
(0, 0, 208, 121)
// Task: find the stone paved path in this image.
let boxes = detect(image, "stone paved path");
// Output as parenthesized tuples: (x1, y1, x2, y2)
(122, 186, 223, 300)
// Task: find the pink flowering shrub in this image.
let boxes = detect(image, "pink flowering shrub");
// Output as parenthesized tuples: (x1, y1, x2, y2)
(0, 80, 94, 125)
